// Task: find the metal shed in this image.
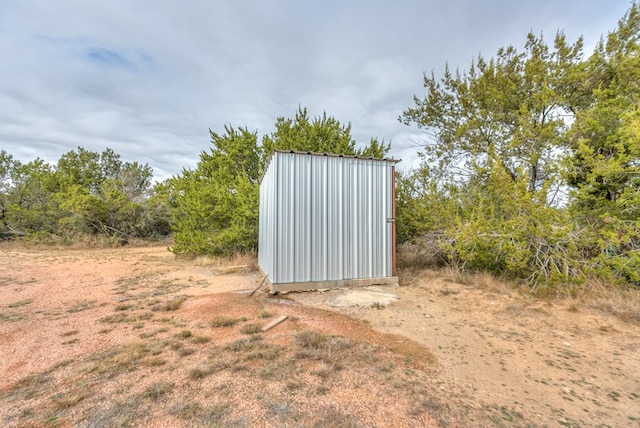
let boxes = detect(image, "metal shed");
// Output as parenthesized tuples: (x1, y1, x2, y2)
(258, 150, 399, 293)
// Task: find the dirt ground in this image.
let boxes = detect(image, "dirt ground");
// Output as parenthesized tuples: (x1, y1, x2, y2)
(1, 245, 639, 427)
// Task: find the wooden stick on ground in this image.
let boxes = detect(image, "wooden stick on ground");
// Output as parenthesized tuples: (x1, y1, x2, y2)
(261, 315, 288, 332)
(249, 274, 269, 297)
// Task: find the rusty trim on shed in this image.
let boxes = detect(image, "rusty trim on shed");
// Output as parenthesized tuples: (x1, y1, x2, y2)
(391, 164, 397, 277)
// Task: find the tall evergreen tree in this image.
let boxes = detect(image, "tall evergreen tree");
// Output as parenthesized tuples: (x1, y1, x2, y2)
(262, 107, 357, 157)
(400, 30, 585, 288)
(402, 31, 583, 196)
(170, 126, 262, 256)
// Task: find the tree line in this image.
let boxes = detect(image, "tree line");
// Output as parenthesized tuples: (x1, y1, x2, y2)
(1, 4, 638, 292)
(0, 108, 387, 249)
(0, 147, 170, 243)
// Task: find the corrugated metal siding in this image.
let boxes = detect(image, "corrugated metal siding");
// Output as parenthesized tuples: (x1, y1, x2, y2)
(258, 151, 396, 285)
(257, 153, 276, 278)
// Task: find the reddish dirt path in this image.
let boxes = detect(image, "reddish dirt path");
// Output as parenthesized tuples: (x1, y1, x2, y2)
(1, 245, 639, 427)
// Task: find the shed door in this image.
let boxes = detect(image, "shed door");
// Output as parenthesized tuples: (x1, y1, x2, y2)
(347, 162, 392, 280)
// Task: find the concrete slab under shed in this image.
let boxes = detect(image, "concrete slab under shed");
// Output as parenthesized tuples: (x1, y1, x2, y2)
(268, 276, 399, 294)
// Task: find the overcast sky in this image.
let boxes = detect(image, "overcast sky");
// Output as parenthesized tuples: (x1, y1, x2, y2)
(0, 1, 632, 180)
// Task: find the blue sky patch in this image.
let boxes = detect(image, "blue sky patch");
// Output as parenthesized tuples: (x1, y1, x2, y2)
(87, 48, 134, 69)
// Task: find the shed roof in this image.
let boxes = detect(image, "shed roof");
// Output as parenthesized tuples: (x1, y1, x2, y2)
(260, 149, 401, 184)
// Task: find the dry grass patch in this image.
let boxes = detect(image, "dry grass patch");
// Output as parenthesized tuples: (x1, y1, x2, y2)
(258, 309, 272, 319)
(142, 381, 174, 400)
(310, 363, 338, 379)
(581, 286, 640, 324)
(2, 372, 53, 402)
(245, 343, 283, 362)
(100, 310, 154, 324)
(407, 259, 640, 326)
(0, 311, 26, 322)
(113, 275, 147, 293)
(83, 395, 146, 427)
(139, 327, 170, 339)
(66, 300, 96, 313)
(155, 295, 188, 311)
(223, 337, 260, 353)
(188, 352, 242, 380)
(187, 365, 214, 380)
(83, 341, 166, 377)
(7, 298, 33, 308)
(0, 276, 15, 287)
(50, 389, 89, 410)
(167, 398, 231, 425)
(293, 330, 355, 365)
(239, 322, 262, 335)
(472, 271, 514, 293)
(114, 303, 134, 311)
(191, 251, 258, 274)
(167, 398, 203, 418)
(146, 357, 167, 367)
(191, 335, 211, 344)
(311, 406, 361, 428)
(397, 238, 447, 270)
(177, 347, 196, 357)
(100, 312, 128, 323)
(441, 266, 476, 286)
(210, 315, 245, 327)
(152, 280, 189, 296)
(224, 336, 283, 362)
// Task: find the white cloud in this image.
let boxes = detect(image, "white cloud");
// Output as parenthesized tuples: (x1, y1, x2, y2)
(0, 0, 632, 180)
